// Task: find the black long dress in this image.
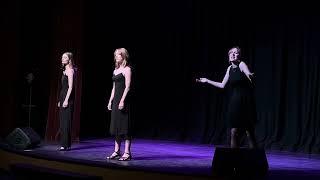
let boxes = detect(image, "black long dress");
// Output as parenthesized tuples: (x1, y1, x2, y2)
(226, 64, 257, 129)
(59, 72, 73, 148)
(110, 73, 131, 137)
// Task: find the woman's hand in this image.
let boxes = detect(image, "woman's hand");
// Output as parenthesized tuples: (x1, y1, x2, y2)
(197, 78, 208, 83)
(63, 101, 68, 108)
(118, 101, 124, 110)
(107, 102, 112, 111)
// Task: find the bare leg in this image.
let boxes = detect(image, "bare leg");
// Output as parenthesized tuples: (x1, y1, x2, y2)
(106, 136, 121, 159)
(124, 139, 131, 154)
(231, 128, 239, 148)
(119, 138, 132, 161)
(114, 136, 121, 152)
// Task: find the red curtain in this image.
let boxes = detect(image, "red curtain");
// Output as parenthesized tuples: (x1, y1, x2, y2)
(45, 0, 83, 143)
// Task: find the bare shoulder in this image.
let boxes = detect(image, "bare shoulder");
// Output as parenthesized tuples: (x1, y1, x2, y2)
(239, 61, 247, 67)
(227, 65, 232, 71)
(124, 66, 131, 73)
(66, 68, 74, 76)
(239, 61, 248, 70)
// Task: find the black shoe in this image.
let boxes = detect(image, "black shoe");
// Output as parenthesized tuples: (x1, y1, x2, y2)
(58, 146, 71, 151)
(106, 151, 121, 160)
(118, 152, 132, 161)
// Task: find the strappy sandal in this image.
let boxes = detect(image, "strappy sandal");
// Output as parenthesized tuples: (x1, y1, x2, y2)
(118, 152, 132, 161)
(106, 151, 121, 160)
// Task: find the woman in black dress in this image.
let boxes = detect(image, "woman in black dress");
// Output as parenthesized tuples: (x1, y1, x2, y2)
(58, 52, 74, 151)
(197, 46, 257, 148)
(106, 48, 132, 161)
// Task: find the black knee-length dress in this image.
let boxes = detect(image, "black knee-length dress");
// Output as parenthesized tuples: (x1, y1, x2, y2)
(226, 65, 257, 128)
(110, 73, 131, 136)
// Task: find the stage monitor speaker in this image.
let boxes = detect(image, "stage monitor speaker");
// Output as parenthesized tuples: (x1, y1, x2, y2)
(212, 147, 269, 177)
(5, 127, 41, 150)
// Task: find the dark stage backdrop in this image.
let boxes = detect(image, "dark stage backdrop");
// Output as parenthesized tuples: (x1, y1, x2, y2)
(1, 0, 320, 153)
(1, 0, 83, 143)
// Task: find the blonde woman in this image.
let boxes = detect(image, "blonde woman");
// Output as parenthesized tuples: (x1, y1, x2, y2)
(106, 48, 133, 161)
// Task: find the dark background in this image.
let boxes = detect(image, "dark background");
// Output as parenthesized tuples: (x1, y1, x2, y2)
(1, 0, 320, 153)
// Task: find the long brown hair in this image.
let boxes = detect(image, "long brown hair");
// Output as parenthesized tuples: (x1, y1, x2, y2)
(63, 52, 74, 69)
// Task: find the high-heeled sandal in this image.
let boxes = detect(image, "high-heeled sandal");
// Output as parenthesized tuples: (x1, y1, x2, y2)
(118, 152, 132, 161)
(106, 151, 121, 160)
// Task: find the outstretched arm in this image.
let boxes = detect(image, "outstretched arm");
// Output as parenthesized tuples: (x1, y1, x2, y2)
(198, 66, 231, 89)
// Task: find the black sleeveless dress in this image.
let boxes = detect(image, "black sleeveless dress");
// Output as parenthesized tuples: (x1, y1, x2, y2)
(59, 72, 74, 148)
(226, 65, 257, 128)
(110, 73, 131, 136)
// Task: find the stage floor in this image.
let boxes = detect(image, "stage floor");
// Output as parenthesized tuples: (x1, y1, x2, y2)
(2, 138, 320, 179)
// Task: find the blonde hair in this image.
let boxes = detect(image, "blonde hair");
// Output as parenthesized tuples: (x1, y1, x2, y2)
(114, 48, 129, 69)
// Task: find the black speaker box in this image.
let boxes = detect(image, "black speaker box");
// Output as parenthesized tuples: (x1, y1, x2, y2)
(5, 127, 41, 150)
(212, 147, 269, 177)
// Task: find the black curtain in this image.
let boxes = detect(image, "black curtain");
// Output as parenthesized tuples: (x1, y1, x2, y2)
(81, 1, 320, 153)
(0, 0, 51, 138)
(2, 0, 320, 154)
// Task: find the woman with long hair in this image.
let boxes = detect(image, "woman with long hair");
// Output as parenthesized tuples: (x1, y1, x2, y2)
(106, 48, 133, 161)
(57, 52, 75, 151)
